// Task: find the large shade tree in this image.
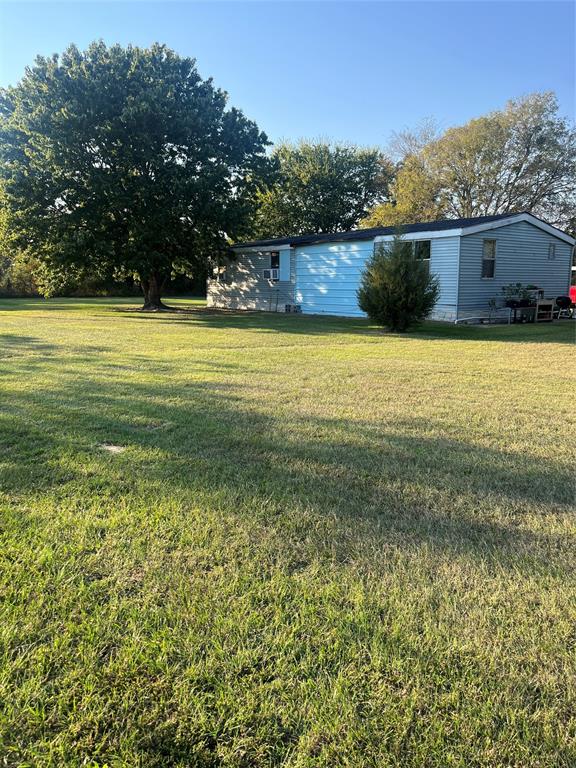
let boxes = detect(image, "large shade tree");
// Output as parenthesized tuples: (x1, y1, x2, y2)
(0, 42, 273, 308)
(362, 93, 576, 232)
(255, 141, 394, 237)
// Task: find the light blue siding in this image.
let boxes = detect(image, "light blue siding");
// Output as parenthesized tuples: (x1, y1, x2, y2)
(279, 250, 291, 281)
(295, 236, 460, 319)
(428, 236, 459, 321)
(458, 221, 573, 316)
(210, 218, 574, 321)
(294, 240, 373, 316)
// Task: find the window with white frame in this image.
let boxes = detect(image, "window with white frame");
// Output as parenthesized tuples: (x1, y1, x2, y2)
(263, 251, 280, 281)
(481, 239, 496, 278)
(414, 240, 431, 270)
(372, 240, 431, 264)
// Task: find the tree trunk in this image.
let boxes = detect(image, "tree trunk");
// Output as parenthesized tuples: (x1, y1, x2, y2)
(140, 272, 169, 311)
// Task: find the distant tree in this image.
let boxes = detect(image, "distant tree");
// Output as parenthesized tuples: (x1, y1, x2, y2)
(357, 234, 439, 331)
(0, 252, 39, 297)
(0, 202, 38, 295)
(255, 141, 394, 237)
(362, 93, 576, 231)
(0, 42, 273, 309)
(361, 154, 444, 228)
(387, 117, 440, 161)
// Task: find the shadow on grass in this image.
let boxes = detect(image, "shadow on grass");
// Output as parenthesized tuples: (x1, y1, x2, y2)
(416, 318, 576, 345)
(0, 296, 206, 312)
(119, 307, 373, 337)
(1, 345, 572, 575)
(0, 334, 59, 354)
(118, 306, 575, 344)
(1, 296, 573, 343)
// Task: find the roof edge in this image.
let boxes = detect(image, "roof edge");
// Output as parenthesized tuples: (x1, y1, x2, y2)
(233, 212, 575, 250)
(458, 212, 575, 245)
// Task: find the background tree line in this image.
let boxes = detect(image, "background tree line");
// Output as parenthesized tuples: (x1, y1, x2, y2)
(363, 93, 576, 232)
(257, 92, 575, 237)
(0, 41, 574, 304)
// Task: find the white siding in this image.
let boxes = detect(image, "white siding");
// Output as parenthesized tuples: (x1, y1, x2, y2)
(279, 250, 291, 282)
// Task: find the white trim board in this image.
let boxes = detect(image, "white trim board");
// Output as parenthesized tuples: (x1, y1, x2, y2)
(233, 244, 293, 254)
(233, 214, 575, 252)
(374, 229, 462, 243)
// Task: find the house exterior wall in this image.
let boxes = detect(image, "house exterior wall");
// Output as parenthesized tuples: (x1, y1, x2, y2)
(294, 240, 372, 316)
(427, 236, 460, 321)
(207, 219, 574, 321)
(206, 249, 295, 311)
(293, 236, 460, 320)
(458, 221, 573, 317)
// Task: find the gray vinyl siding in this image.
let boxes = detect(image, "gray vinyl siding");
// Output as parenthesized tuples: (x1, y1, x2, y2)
(458, 221, 573, 316)
(428, 236, 459, 321)
(207, 249, 295, 311)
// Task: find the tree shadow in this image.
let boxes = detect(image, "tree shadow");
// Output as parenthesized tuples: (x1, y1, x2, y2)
(2, 347, 572, 576)
(117, 306, 575, 344)
(1, 296, 572, 343)
(0, 296, 205, 313)
(118, 307, 373, 336)
(0, 334, 59, 354)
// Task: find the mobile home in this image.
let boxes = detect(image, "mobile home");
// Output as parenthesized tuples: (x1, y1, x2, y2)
(208, 212, 575, 322)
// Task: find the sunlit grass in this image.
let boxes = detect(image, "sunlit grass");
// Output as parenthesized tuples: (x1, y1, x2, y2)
(0, 297, 574, 767)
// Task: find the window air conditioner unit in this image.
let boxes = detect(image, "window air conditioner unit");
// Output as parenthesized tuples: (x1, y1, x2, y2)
(263, 268, 279, 281)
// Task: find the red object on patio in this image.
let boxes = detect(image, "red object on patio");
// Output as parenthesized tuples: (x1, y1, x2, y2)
(570, 286, 576, 305)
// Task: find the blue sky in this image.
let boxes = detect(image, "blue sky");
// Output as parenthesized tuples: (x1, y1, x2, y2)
(0, 1, 573, 147)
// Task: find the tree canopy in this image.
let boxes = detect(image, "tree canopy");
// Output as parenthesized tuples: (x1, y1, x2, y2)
(0, 42, 273, 308)
(362, 93, 576, 232)
(255, 141, 393, 237)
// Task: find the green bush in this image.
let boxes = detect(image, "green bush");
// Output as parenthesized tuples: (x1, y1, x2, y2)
(0, 252, 40, 297)
(358, 234, 439, 331)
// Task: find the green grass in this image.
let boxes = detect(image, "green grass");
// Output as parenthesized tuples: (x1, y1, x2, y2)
(0, 296, 574, 767)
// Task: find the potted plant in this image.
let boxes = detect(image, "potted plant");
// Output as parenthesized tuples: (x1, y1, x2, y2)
(502, 283, 534, 308)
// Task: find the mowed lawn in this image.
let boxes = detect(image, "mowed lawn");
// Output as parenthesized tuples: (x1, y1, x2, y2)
(0, 297, 574, 768)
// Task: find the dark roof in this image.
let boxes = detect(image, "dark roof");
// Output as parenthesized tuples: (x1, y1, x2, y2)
(234, 212, 564, 249)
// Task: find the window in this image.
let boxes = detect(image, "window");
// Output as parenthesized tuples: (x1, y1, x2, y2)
(548, 244, 556, 260)
(414, 240, 431, 270)
(262, 251, 280, 281)
(213, 265, 228, 283)
(481, 239, 496, 278)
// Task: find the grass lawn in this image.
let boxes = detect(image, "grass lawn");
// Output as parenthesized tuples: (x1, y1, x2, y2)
(0, 296, 574, 767)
